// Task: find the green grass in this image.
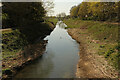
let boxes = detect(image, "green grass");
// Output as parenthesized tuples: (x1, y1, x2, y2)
(88, 23, 118, 42)
(47, 17, 58, 25)
(2, 21, 54, 60)
(2, 50, 21, 59)
(2, 29, 26, 59)
(63, 18, 119, 70)
(64, 18, 118, 42)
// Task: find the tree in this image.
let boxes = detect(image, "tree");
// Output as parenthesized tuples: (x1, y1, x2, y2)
(56, 13, 66, 20)
(70, 6, 79, 18)
(43, 1, 54, 16)
(77, 2, 89, 20)
(2, 2, 46, 28)
(69, 2, 119, 22)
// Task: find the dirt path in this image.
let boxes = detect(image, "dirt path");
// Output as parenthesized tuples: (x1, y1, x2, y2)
(68, 28, 118, 78)
(0, 28, 12, 31)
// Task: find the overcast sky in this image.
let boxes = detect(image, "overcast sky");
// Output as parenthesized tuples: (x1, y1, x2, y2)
(0, 0, 83, 16)
(53, 0, 83, 16)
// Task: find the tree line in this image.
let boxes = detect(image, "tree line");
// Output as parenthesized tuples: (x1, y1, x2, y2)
(70, 2, 120, 22)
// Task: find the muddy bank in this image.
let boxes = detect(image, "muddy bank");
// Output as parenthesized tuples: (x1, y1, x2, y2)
(2, 40, 47, 79)
(67, 28, 118, 78)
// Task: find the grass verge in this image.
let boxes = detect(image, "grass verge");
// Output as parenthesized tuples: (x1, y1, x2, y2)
(63, 18, 119, 71)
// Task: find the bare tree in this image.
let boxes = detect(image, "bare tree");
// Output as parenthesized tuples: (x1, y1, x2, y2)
(43, 0, 54, 16)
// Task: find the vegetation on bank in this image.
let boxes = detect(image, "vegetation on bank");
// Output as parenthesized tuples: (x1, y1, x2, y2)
(2, 2, 55, 78)
(46, 17, 58, 25)
(67, 2, 120, 71)
(2, 29, 26, 59)
(63, 18, 119, 70)
(2, 22, 53, 59)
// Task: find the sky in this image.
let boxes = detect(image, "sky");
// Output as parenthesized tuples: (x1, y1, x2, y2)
(53, 0, 83, 16)
(0, 0, 83, 16)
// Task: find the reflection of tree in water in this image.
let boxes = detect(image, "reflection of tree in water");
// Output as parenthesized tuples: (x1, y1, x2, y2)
(14, 46, 55, 78)
(58, 21, 66, 28)
(34, 49, 55, 78)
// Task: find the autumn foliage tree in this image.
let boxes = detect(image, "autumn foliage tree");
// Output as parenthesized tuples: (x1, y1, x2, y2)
(70, 2, 119, 22)
(70, 6, 79, 18)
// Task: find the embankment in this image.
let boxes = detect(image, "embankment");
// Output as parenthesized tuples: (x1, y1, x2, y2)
(46, 17, 58, 29)
(2, 22, 55, 79)
(64, 19, 119, 78)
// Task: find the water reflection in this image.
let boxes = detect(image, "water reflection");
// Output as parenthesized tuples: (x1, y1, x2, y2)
(14, 51, 54, 78)
(14, 21, 79, 78)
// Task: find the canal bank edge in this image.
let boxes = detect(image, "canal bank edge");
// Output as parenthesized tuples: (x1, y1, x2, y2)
(67, 28, 118, 78)
(2, 22, 55, 79)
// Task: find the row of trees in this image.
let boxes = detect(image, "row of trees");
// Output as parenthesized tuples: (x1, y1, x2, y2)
(70, 2, 120, 21)
(56, 13, 66, 20)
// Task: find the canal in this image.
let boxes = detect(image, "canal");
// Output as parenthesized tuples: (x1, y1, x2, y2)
(14, 21, 80, 78)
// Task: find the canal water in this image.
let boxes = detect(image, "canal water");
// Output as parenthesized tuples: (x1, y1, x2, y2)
(15, 21, 79, 78)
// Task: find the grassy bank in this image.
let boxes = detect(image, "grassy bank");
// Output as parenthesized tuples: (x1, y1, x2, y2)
(2, 22, 54, 78)
(2, 22, 54, 59)
(63, 19, 119, 77)
(2, 29, 27, 59)
(46, 17, 58, 25)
